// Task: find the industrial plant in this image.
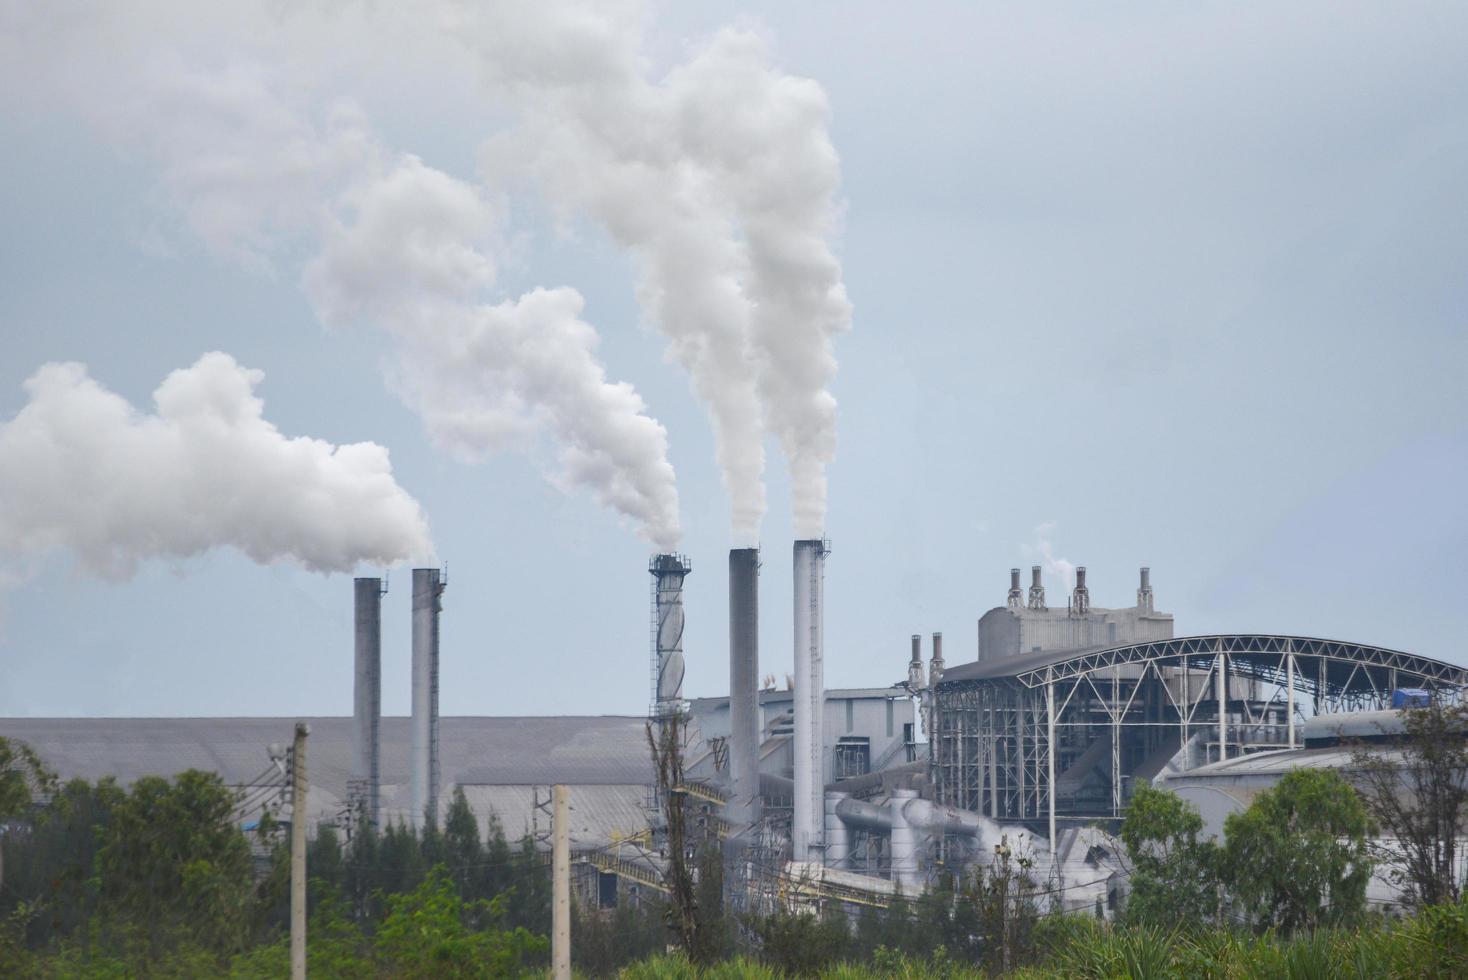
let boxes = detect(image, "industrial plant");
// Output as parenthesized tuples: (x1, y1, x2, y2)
(3, 546, 1466, 917)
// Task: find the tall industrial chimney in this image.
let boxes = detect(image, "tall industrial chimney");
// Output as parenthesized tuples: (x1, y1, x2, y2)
(1137, 566, 1153, 613)
(930, 632, 944, 684)
(1027, 566, 1046, 610)
(792, 538, 829, 862)
(649, 554, 692, 716)
(727, 548, 760, 832)
(353, 577, 383, 828)
(1007, 568, 1023, 608)
(411, 568, 445, 826)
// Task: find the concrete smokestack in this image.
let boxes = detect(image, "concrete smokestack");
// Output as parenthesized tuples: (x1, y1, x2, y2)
(792, 538, 828, 862)
(931, 632, 944, 683)
(1027, 565, 1046, 610)
(1007, 568, 1023, 608)
(412, 568, 445, 826)
(649, 554, 692, 715)
(728, 548, 760, 831)
(908, 634, 925, 692)
(1072, 566, 1089, 616)
(1138, 566, 1153, 613)
(353, 577, 383, 828)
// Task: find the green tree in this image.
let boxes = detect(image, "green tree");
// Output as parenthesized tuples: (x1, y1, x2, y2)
(94, 769, 254, 959)
(372, 865, 547, 978)
(1222, 767, 1374, 932)
(1119, 784, 1223, 929)
(443, 787, 483, 900)
(1351, 699, 1468, 907)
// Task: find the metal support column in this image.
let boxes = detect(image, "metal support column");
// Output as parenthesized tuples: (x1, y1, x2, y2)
(1046, 671, 1057, 857)
(1286, 644, 1296, 749)
(1111, 667, 1121, 815)
(1216, 641, 1228, 763)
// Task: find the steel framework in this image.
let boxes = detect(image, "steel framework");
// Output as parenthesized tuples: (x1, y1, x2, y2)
(932, 634, 1468, 854)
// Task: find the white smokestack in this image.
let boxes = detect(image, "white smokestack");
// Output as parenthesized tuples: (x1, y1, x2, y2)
(792, 538, 828, 862)
(0, 354, 431, 579)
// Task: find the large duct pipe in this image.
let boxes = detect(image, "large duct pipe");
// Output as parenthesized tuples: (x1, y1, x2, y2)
(353, 577, 383, 828)
(650, 554, 692, 715)
(412, 568, 445, 826)
(792, 538, 828, 862)
(728, 548, 760, 831)
(824, 792, 853, 869)
(888, 788, 923, 892)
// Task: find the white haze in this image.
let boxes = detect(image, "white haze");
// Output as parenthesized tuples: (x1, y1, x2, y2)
(1, 0, 849, 545)
(0, 354, 432, 579)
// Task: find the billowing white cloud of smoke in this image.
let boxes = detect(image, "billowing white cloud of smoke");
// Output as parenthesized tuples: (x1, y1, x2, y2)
(305, 158, 681, 548)
(0, 353, 432, 579)
(0, 7, 682, 549)
(459, 6, 850, 540)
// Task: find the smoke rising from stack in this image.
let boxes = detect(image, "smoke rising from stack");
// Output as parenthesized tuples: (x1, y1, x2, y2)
(306, 157, 682, 549)
(456, 8, 851, 540)
(0, 354, 431, 579)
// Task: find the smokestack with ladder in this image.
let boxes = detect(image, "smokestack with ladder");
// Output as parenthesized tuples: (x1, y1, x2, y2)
(1007, 568, 1023, 608)
(411, 568, 445, 826)
(792, 538, 829, 862)
(1027, 566, 1046, 610)
(650, 554, 692, 718)
(352, 577, 384, 829)
(727, 548, 760, 832)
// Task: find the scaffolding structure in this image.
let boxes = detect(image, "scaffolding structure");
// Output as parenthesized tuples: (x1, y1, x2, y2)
(932, 634, 1468, 849)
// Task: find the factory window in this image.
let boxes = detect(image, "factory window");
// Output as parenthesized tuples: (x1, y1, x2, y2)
(845, 699, 854, 732)
(834, 737, 870, 779)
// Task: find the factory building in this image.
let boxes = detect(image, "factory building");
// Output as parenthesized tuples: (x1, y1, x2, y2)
(926, 566, 1468, 866)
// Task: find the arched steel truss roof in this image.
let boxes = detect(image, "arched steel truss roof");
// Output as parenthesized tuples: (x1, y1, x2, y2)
(941, 634, 1468, 698)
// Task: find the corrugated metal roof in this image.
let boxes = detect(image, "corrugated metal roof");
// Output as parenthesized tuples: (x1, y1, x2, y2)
(0, 715, 654, 807)
(455, 784, 652, 850)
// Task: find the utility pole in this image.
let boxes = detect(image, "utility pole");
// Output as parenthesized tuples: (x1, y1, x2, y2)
(291, 722, 310, 980)
(552, 784, 570, 980)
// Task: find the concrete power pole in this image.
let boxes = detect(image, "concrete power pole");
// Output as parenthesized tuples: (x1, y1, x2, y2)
(291, 722, 310, 980)
(552, 784, 570, 980)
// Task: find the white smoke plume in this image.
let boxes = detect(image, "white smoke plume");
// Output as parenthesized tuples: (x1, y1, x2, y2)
(305, 158, 681, 548)
(457, 6, 851, 540)
(1028, 522, 1077, 593)
(0, 9, 682, 549)
(0, 353, 432, 579)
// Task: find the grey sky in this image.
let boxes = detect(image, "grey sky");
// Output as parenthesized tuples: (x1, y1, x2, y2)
(1, 2, 1464, 718)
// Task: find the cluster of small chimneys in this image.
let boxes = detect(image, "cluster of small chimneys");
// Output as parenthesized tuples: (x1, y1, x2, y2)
(906, 631, 944, 692)
(1006, 565, 1154, 616)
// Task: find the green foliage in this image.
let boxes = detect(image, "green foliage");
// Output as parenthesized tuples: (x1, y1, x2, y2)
(372, 865, 547, 978)
(1119, 784, 1223, 929)
(1221, 767, 1374, 933)
(93, 769, 254, 961)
